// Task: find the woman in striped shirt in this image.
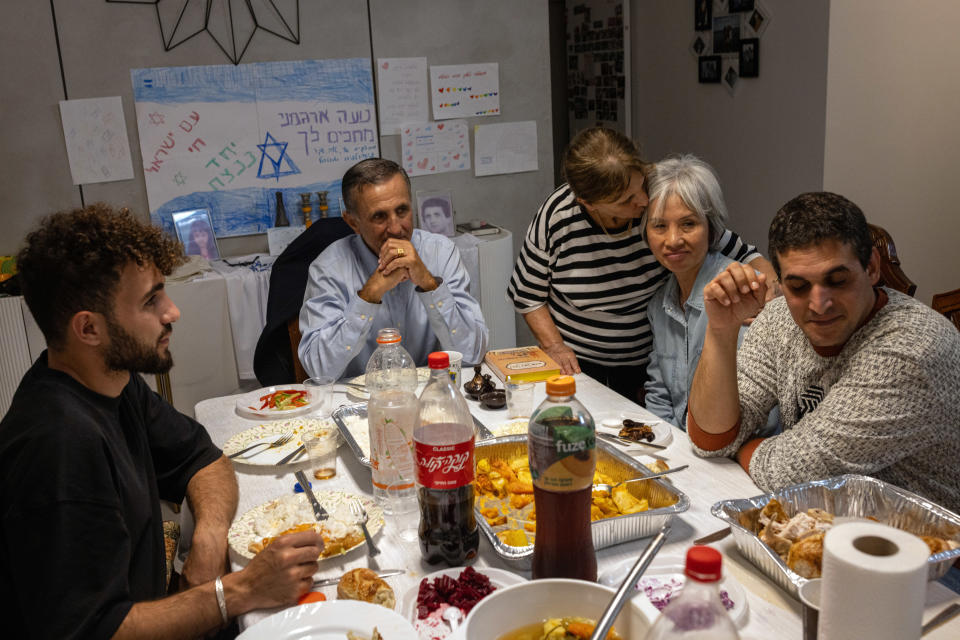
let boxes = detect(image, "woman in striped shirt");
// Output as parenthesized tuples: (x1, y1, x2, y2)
(507, 128, 775, 402)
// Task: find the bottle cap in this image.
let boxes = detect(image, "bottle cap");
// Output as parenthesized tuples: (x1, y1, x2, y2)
(428, 351, 450, 369)
(376, 328, 402, 344)
(545, 375, 576, 396)
(685, 545, 722, 583)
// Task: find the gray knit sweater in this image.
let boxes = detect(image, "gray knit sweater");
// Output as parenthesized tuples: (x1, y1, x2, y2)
(693, 288, 960, 514)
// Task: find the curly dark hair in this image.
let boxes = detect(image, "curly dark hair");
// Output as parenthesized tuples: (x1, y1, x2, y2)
(768, 192, 873, 278)
(16, 203, 186, 349)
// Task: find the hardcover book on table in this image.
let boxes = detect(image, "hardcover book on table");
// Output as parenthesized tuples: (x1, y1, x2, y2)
(484, 346, 560, 383)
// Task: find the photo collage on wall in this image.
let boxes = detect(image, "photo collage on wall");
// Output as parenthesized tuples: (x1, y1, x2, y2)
(566, 0, 630, 137)
(691, 0, 770, 96)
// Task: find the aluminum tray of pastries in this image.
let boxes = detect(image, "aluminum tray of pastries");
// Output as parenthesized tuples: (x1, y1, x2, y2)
(474, 435, 689, 570)
(331, 403, 371, 467)
(710, 474, 960, 599)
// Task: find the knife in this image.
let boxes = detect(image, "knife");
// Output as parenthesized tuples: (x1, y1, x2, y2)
(473, 414, 495, 440)
(597, 432, 667, 450)
(294, 470, 329, 521)
(277, 444, 306, 465)
(312, 569, 405, 588)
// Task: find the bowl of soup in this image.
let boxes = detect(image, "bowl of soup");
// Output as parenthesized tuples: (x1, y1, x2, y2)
(464, 578, 657, 640)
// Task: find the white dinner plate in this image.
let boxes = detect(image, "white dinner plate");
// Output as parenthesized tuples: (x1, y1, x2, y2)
(598, 553, 749, 628)
(228, 490, 383, 561)
(221, 417, 337, 466)
(344, 368, 432, 402)
(235, 384, 314, 419)
(595, 411, 674, 448)
(238, 600, 416, 640)
(400, 567, 527, 640)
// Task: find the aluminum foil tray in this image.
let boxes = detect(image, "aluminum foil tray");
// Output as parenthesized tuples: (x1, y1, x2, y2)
(475, 435, 689, 570)
(331, 402, 371, 467)
(711, 474, 960, 599)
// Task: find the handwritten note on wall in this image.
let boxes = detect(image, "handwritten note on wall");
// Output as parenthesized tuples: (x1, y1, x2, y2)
(377, 57, 429, 135)
(58, 96, 134, 185)
(474, 121, 538, 177)
(430, 63, 500, 120)
(131, 59, 378, 237)
(401, 120, 470, 177)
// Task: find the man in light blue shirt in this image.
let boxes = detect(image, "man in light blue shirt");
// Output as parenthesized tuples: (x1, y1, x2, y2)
(298, 158, 488, 380)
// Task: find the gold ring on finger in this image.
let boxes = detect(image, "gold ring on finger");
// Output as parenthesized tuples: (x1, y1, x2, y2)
(397, 247, 405, 257)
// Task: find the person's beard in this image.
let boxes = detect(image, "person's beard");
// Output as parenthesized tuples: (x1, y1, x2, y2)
(103, 318, 174, 374)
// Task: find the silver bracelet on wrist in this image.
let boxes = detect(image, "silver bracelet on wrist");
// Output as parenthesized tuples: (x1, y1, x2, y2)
(214, 576, 229, 625)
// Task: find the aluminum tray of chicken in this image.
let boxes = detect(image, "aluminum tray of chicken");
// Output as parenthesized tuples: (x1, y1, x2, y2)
(710, 474, 960, 599)
(474, 435, 689, 570)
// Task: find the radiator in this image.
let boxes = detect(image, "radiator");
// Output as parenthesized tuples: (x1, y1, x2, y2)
(0, 296, 31, 415)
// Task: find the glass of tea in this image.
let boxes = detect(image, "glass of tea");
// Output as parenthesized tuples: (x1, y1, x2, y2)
(303, 426, 338, 480)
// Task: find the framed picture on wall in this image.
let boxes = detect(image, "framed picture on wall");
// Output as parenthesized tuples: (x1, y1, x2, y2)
(713, 14, 741, 54)
(739, 38, 759, 77)
(729, 0, 755, 12)
(172, 209, 220, 261)
(698, 55, 722, 83)
(694, 0, 711, 31)
(416, 190, 455, 237)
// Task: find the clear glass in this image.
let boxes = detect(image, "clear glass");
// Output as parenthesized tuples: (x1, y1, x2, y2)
(303, 376, 335, 417)
(505, 378, 535, 419)
(365, 328, 418, 393)
(643, 575, 741, 640)
(303, 426, 337, 480)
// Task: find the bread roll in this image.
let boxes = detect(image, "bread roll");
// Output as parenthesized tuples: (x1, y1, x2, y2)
(337, 568, 396, 609)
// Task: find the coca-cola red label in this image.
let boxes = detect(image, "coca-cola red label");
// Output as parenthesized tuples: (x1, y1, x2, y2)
(415, 438, 475, 489)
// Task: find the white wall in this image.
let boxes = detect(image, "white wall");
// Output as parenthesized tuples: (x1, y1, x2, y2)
(824, 1, 960, 302)
(630, 1, 831, 251)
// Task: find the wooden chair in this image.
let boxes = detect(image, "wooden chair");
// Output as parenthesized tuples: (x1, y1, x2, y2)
(287, 317, 309, 383)
(932, 287, 960, 331)
(868, 224, 917, 296)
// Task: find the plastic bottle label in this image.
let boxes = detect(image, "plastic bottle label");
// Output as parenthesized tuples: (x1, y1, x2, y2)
(415, 438, 475, 489)
(528, 407, 596, 492)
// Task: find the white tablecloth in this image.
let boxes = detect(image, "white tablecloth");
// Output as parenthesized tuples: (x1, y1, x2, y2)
(194, 371, 960, 638)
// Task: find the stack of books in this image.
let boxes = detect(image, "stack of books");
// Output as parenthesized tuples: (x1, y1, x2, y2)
(456, 221, 500, 236)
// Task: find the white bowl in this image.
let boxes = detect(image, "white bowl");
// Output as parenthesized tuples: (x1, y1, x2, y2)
(463, 578, 658, 640)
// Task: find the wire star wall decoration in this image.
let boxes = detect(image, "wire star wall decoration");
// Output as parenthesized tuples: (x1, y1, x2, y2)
(106, 0, 300, 65)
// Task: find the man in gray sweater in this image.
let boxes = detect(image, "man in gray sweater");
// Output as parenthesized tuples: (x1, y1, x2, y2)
(687, 192, 960, 515)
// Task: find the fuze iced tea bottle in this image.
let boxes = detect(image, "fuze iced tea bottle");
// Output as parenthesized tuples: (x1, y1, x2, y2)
(528, 375, 597, 580)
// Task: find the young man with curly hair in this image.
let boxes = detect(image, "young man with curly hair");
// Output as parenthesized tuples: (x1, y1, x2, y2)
(0, 204, 323, 638)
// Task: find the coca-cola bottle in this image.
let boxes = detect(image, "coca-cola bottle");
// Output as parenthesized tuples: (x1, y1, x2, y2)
(366, 328, 419, 515)
(528, 375, 597, 580)
(643, 546, 740, 640)
(414, 351, 479, 565)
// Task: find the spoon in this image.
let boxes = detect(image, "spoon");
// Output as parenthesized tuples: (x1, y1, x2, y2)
(589, 524, 672, 640)
(592, 465, 689, 492)
(442, 606, 463, 633)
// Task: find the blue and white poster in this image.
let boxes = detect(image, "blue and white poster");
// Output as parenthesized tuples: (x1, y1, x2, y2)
(131, 58, 378, 237)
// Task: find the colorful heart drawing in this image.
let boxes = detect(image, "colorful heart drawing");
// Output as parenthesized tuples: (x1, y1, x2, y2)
(453, 154, 460, 160)
(438, 87, 444, 93)
(430, 166, 435, 171)
(417, 158, 429, 169)
(437, 123, 444, 130)
(382, 62, 389, 69)
(404, 129, 410, 134)
(407, 155, 413, 161)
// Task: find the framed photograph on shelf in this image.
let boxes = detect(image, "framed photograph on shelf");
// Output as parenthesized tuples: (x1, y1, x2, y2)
(416, 190, 455, 237)
(172, 208, 220, 261)
(739, 38, 759, 77)
(698, 55, 722, 83)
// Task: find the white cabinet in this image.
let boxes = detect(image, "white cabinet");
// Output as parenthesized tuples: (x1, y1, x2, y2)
(453, 228, 516, 352)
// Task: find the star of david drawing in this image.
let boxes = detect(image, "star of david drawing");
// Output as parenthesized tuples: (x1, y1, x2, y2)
(148, 112, 165, 125)
(256, 132, 300, 180)
(173, 171, 187, 186)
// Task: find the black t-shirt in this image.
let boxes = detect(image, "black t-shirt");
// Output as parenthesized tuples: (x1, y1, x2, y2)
(0, 353, 222, 639)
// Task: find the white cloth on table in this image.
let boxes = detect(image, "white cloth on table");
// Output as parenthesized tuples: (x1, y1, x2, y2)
(209, 255, 275, 380)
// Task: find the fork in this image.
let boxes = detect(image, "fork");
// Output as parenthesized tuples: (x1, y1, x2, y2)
(350, 499, 380, 557)
(228, 431, 294, 459)
(592, 464, 689, 492)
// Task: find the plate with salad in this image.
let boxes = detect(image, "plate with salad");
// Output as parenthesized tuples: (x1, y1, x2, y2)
(235, 385, 314, 419)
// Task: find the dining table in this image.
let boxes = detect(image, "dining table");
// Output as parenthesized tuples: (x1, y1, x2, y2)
(193, 368, 960, 638)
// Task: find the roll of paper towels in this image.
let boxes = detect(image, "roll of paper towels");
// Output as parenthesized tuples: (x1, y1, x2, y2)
(818, 521, 928, 639)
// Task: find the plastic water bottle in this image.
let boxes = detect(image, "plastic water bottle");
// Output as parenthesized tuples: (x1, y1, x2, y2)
(414, 351, 479, 565)
(528, 375, 597, 580)
(644, 546, 741, 640)
(366, 328, 419, 514)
